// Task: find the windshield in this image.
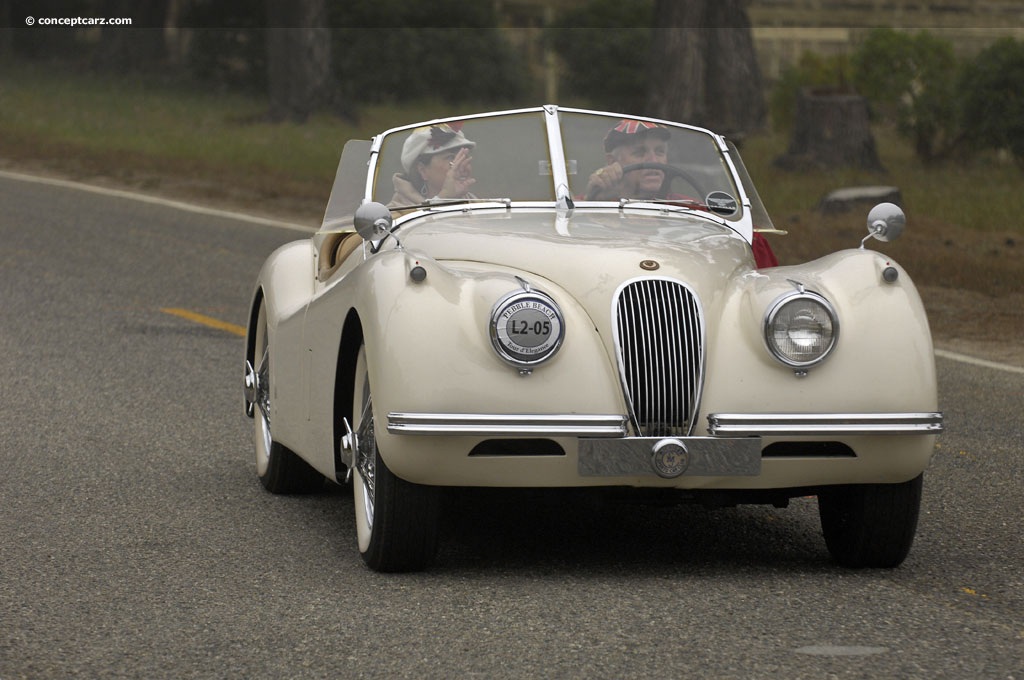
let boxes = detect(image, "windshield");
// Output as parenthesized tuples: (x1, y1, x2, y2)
(371, 111, 554, 205)
(323, 107, 758, 239)
(560, 111, 743, 221)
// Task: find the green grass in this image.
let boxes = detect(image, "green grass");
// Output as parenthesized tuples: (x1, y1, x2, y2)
(2, 60, 1022, 233)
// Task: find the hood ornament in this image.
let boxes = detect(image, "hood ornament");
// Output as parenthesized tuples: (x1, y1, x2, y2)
(640, 260, 660, 271)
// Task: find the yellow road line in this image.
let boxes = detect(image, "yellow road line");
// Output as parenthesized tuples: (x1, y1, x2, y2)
(160, 308, 246, 336)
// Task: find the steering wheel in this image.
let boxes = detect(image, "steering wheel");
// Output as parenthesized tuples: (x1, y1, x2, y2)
(586, 162, 708, 202)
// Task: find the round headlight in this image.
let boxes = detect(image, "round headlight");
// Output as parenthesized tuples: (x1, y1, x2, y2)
(764, 291, 839, 367)
(490, 290, 565, 368)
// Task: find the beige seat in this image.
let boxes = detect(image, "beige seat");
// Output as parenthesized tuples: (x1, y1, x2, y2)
(318, 232, 362, 281)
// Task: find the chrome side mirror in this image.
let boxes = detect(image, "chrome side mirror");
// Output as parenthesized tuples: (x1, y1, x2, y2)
(861, 202, 905, 248)
(354, 201, 393, 242)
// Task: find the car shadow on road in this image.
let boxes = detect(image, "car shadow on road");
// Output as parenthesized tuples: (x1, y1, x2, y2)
(432, 487, 833, 575)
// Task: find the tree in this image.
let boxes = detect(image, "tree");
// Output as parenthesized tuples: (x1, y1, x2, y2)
(545, 0, 654, 112)
(851, 28, 959, 163)
(265, 0, 334, 123)
(959, 38, 1024, 167)
(645, 0, 765, 136)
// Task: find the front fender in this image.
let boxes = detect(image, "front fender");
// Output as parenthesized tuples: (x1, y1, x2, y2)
(244, 240, 315, 445)
(350, 250, 627, 483)
(697, 248, 938, 481)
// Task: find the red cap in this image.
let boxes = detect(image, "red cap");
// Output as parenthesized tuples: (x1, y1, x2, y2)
(604, 119, 670, 152)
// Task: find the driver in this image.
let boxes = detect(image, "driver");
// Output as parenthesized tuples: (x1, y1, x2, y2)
(584, 119, 672, 201)
(584, 118, 778, 268)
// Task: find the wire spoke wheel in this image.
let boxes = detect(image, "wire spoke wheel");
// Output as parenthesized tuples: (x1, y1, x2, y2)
(250, 298, 321, 494)
(351, 344, 440, 572)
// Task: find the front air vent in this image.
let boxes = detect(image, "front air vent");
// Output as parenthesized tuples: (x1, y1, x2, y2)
(469, 439, 566, 457)
(613, 278, 705, 437)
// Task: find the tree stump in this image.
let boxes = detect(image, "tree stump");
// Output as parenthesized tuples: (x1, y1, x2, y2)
(774, 89, 884, 172)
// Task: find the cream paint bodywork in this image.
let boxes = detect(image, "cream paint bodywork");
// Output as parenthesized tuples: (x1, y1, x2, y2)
(251, 208, 938, 489)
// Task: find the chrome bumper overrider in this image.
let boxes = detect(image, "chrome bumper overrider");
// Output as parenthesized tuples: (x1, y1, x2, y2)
(386, 413, 629, 437)
(706, 412, 944, 436)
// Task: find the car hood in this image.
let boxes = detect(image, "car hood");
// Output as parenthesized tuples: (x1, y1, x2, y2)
(399, 210, 753, 315)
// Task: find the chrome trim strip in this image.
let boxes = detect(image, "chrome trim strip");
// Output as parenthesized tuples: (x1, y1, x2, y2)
(557, 106, 717, 139)
(376, 106, 548, 140)
(387, 413, 628, 437)
(542, 105, 571, 203)
(707, 412, 944, 436)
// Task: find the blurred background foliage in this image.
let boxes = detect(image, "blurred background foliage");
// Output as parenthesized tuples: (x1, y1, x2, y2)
(770, 27, 1024, 166)
(3, 0, 1022, 305)
(2, 0, 1024, 168)
(543, 0, 654, 112)
(185, 0, 527, 104)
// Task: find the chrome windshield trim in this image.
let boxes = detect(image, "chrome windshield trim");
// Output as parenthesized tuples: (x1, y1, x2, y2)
(557, 106, 717, 137)
(542, 105, 571, 204)
(707, 413, 944, 436)
(390, 202, 559, 227)
(387, 413, 628, 437)
(376, 106, 548, 140)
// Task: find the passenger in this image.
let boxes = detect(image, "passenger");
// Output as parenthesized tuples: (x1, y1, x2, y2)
(584, 119, 778, 268)
(389, 123, 476, 206)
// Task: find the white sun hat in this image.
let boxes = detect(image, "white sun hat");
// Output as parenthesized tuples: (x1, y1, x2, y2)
(400, 123, 476, 174)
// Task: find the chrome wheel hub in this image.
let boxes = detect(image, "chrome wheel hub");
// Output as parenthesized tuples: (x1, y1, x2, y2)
(245, 349, 271, 425)
(355, 391, 376, 527)
(246, 349, 273, 463)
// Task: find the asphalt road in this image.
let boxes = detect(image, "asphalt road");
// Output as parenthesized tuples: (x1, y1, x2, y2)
(1, 174, 1021, 679)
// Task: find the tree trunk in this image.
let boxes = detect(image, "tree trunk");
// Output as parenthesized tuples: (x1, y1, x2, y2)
(645, 0, 766, 137)
(774, 89, 884, 172)
(266, 0, 333, 123)
(0, 0, 12, 60)
(94, 0, 169, 72)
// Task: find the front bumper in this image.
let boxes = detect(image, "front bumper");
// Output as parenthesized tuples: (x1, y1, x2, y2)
(387, 411, 944, 438)
(382, 411, 942, 487)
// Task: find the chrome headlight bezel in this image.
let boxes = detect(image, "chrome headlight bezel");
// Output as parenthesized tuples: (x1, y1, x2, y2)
(489, 289, 565, 368)
(763, 290, 839, 368)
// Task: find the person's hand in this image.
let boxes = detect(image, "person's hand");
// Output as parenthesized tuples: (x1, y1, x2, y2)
(585, 161, 623, 199)
(438, 147, 475, 198)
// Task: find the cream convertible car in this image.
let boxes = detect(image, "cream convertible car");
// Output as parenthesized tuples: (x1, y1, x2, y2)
(243, 107, 943, 572)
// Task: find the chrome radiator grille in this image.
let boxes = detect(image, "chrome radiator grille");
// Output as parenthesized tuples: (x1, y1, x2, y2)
(613, 279, 704, 437)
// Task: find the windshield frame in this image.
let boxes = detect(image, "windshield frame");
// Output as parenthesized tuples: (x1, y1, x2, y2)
(350, 105, 756, 243)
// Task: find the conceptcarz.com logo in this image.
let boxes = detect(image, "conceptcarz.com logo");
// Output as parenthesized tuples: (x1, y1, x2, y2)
(26, 16, 133, 26)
